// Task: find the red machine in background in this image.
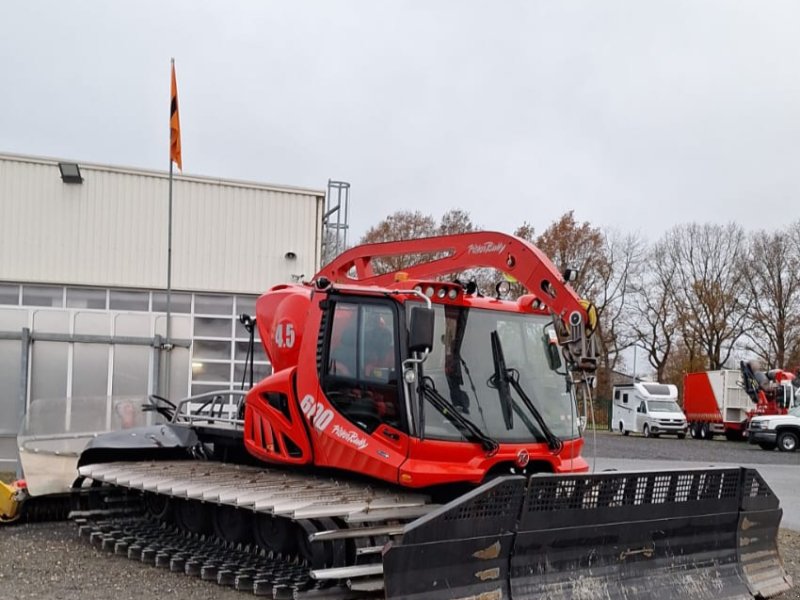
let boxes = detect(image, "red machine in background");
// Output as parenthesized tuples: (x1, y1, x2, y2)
(684, 361, 797, 440)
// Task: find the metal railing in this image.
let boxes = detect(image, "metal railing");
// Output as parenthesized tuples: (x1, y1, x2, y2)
(171, 390, 247, 428)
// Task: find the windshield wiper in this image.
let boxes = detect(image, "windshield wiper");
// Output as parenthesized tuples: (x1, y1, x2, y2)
(420, 376, 499, 455)
(506, 369, 563, 451)
(488, 331, 515, 430)
(488, 331, 563, 452)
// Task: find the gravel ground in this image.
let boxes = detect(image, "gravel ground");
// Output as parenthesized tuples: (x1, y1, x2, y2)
(0, 521, 242, 600)
(781, 530, 800, 599)
(1, 435, 798, 599)
(0, 521, 796, 599)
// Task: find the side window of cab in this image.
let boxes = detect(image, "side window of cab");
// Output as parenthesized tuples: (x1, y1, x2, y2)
(322, 300, 403, 433)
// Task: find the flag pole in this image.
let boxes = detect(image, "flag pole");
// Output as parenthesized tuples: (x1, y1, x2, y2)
(166, 149, 173, 395)
(165, 57, 175, 396)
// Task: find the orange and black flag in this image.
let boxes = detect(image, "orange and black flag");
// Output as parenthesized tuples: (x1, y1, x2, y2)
(170, 60, 182, 171)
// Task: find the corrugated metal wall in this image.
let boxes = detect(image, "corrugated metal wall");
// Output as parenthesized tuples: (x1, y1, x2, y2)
(0, 154, 324, 293)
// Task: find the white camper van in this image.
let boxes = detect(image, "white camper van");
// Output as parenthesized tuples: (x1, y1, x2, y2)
(612, 382, 687, 438)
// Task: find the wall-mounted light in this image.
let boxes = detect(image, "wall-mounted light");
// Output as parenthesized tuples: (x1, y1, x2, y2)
(285, 251, 297, 260)
(58, 162, 83, 184)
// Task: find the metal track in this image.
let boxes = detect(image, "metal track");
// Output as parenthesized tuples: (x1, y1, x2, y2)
(74, 460, 438, 595)
(74, 516, 373, 598)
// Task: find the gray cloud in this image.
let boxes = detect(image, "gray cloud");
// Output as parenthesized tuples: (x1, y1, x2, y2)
(3, 0, 799, 239)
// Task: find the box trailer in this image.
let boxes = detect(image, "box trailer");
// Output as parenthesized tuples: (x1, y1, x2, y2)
(685, 365, 799, 441)
(684, 370, 754, 440)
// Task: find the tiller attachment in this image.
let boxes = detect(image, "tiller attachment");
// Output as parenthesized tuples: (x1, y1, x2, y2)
(383, 468, 791, 600)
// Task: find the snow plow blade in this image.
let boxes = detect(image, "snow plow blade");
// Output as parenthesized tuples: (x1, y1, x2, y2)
(383, 467, 791, 599)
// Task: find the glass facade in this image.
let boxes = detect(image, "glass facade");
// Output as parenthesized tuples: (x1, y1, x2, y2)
(0, 282, 272, 407)
(189, 295, 269, 396)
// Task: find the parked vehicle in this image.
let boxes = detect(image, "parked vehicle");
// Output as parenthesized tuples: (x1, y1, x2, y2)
(611, 382, 687, 438)
(684, 363, 797, 441)
(748, 404, 800, 452)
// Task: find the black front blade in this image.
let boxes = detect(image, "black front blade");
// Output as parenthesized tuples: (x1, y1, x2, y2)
(383, 468, 791, 600)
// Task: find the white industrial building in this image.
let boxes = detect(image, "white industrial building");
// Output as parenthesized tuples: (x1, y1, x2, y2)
(0, 152, 332, 471)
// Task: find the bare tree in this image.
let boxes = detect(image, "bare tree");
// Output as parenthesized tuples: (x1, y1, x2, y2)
(661, 338, 709, 400)
(535, 211, 605, 299)
(660, 223, 752, 370)
(359, 209, 480, 275)
(535, 212, 643, 400)
(628, 243, 678, 382)
(359, 210, 438, 273)
(593, 230, 645, 374)
(514, 221, 535, 243)
(438, 208, 476, 235)
(741, 225, 800, 367)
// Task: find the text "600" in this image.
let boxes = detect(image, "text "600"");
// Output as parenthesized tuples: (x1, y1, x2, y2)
(300, 395, 334, 432)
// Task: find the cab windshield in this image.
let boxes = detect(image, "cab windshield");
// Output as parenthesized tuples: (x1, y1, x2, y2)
(421, 304, 579, 442)
(647, 400, 681, 413)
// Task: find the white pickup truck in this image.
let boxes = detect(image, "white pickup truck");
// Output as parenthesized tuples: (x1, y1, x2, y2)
(747, 404, 800, 452)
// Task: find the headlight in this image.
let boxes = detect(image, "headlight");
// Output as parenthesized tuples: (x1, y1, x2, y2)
(752, 420, 768, 429)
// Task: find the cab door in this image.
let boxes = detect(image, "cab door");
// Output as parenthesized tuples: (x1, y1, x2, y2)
(635, 400, 648, 432)
(298, 295, 410, 484)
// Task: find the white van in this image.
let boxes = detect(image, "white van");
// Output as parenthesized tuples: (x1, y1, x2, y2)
(612, 382, 687, 438)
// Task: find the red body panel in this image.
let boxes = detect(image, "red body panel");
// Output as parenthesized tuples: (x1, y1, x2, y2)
(399, 438, 588, 488)
(244, 367, 313, 465)
(683, 372, 723, 424)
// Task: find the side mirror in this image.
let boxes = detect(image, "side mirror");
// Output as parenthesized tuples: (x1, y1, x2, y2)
(543, 327, 562, 371)
(545, 340, 562, 371)
(408, 306, 434, 354)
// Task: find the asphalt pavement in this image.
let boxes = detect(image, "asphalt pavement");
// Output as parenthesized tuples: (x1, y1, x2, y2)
(586, 429, 800, 531)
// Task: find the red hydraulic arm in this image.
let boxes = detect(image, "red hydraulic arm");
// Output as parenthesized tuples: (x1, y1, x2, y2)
(315, 231, 598, 372)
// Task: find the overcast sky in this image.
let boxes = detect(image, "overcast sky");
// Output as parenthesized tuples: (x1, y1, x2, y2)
(3, 1, 799, 240)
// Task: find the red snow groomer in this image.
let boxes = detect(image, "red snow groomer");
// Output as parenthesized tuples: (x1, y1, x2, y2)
(71, 232, 790, 599)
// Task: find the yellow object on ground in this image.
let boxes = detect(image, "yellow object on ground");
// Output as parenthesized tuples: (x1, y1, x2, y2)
(0, 480, 22, 523)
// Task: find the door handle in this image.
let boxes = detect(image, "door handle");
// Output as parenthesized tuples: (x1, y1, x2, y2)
(381, 428, 400, 441)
